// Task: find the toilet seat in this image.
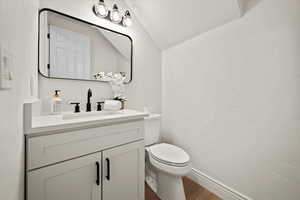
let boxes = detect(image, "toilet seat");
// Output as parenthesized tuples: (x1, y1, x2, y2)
(148, 143, 190, 167)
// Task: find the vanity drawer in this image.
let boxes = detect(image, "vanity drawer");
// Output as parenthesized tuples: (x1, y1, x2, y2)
(27, 121, 144, 170)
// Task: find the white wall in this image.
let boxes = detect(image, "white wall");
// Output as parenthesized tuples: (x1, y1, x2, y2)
(39, 0, 161, 114)
(0, 0, 39, 199)
(162, 0, 300, 199)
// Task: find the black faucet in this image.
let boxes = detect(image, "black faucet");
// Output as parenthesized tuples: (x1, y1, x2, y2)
(86, 88, 92, 112)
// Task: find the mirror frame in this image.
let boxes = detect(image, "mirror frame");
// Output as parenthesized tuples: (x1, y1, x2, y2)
(38, 8, 133, 84)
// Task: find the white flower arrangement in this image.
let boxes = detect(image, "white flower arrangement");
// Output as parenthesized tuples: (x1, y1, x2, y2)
(94, 72, 127, 101)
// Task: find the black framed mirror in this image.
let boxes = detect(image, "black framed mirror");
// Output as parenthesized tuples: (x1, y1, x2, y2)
(38, 8, 133, 83)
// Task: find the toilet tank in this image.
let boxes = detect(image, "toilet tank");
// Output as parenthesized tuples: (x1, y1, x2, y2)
(144, 114, 161, 146)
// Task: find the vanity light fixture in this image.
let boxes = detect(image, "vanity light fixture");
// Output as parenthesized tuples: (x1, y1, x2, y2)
(93, 1, 133, 27)
(93, 0, 109, 18)
(110, 4, 122, 24)
(122, 10, 132, 27)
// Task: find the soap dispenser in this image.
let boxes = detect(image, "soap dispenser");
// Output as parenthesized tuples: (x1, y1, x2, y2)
(51, 90, 63, 115)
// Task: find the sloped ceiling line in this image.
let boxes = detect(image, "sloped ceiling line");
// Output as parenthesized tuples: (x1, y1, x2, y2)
(124, 0, 244, 50)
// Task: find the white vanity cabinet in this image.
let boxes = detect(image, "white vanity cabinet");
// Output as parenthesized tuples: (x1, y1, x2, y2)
(102, 141, 144, 200)
(25, 120, 145, 200)
(28, 152, 102, 200)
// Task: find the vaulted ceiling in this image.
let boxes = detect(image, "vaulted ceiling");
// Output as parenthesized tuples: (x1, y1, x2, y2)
(125, 0, 245, 50)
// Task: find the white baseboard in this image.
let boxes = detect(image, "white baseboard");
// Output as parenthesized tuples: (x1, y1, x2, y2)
(187, 168, 253, 200)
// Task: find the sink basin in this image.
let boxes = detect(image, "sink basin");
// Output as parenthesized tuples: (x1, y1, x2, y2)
(24, 99, 149, 135)
(62, 110, 121, 120)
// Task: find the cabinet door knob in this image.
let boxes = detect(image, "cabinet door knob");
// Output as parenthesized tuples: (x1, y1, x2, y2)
(105, 158, 110, 181)
(96, 162, 100, 185)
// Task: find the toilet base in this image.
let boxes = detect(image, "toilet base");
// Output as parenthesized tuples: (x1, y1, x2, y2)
(157, 172, 186, 200)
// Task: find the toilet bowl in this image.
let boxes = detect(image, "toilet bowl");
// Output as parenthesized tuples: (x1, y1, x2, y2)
(144, 114, 191, 200)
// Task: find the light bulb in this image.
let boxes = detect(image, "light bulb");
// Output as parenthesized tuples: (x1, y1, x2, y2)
(122, 10, 132, 27)
(94, 0, 108, 18)
(110, 4, 122, 23)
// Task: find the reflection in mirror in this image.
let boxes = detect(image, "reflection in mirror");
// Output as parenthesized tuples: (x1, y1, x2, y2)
(39, 9, 132, 83)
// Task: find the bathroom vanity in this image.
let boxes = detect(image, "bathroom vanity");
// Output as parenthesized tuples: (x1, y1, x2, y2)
(24, 102, 148, 200)
(26, 6, 146, 200)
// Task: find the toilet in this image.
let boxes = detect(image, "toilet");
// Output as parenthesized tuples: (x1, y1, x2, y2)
(144, 114, 191, 200)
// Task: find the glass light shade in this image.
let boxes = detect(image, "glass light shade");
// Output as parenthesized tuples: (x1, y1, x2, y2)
(94, 0, 108, 18)
(122, 10, 132, 27)
(110, 4, 122, 23)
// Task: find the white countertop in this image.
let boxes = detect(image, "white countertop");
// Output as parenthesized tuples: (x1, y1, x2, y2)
(25, 109, 148, 137)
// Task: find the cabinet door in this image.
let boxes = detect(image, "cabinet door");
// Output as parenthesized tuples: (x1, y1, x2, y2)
(102, 140, 145, 200)
(27, 153, 102, 200)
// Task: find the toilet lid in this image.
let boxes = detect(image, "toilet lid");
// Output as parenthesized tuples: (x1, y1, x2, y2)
(149, 143, 190, 166)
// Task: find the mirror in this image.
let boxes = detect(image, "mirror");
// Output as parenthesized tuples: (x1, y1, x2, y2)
(39, 9, 133, 83)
